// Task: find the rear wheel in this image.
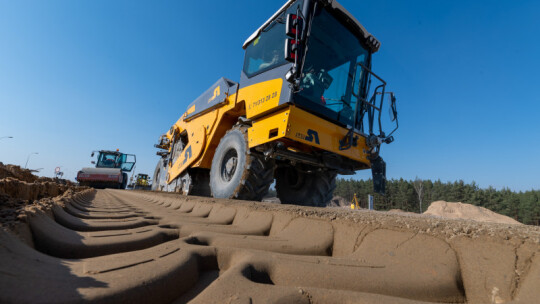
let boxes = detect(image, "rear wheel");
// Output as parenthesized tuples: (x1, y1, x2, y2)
(152, 158, 166, 191)
(275, 166, 337, 207)
(210, 126, 274, 201)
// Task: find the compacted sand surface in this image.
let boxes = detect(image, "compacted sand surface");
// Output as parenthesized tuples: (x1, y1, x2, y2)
(0, 186, 539, 304)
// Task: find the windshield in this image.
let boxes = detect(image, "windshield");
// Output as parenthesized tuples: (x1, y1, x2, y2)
(296, 7, 370, 127)
(97, 153, 119, 168)
(96, 152, 135, 171)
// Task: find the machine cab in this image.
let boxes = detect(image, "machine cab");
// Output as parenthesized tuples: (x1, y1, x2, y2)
(92, 150, 136, 172)
(240, 0, 397, 144)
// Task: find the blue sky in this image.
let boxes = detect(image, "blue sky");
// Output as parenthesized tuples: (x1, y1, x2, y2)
(0, 0, 539, 191)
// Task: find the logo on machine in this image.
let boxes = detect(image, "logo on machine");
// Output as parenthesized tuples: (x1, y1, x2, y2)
(305, 129, 320, 144)
(208, 86, 220, 103)
(182, 146, 192, 165)
(295, 129, 320, 145)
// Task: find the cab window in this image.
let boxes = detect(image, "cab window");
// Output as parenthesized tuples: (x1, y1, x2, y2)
(242, 3, 301, 77)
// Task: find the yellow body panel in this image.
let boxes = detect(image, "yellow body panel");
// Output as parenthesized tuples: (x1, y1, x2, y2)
(167, 124, 206, 183)
(249, 105, 371, 165)
(167, 77, 285, 180)
(165, 94, 240, 183)
(248, 107, 290, 147)
(192, 98, 242, 169)
(162, 78, 371, 186)
(239, 78, 283, 119)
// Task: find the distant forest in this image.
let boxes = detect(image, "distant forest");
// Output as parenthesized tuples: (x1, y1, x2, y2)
(334, 178, 540, 226)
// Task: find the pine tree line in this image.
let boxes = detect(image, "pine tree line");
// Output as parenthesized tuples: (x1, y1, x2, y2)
(334, 178, 540, 226)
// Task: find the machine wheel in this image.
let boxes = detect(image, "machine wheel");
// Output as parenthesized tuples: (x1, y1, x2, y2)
(171, 168, 211, 196)
(210, 126, 274, 201)
(121, 173, 128, 189)
(152, 158, 166, 191)
(275, 166, 337, 207)
(189, 168, 212, 197)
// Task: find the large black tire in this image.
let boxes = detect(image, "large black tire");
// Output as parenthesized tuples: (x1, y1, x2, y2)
(121, 173, 128, 189)
(152, 158, 166, 191)
(275, 166, 337, 207)
(189, 168, 212, 197)
(210, 126, 274, 201)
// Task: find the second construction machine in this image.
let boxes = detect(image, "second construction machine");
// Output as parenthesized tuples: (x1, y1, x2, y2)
(153, 0, 398, 206)
(77, 150, 136, 189)
(131, 174, 152, 190)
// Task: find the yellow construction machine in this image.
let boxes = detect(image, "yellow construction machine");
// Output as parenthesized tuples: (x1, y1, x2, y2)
(350, 193, 360, 210)
(132, 174, 151, 190)
(153, 0, 398, 206)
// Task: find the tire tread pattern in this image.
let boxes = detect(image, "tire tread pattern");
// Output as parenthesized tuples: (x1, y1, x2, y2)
(213, 126, 274, 201)
(276, 168, 337, 207)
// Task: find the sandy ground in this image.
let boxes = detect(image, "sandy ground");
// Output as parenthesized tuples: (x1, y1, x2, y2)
(0, 166, 539, 303)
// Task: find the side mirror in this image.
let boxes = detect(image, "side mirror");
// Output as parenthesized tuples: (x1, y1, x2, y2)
(91, 152, 94, 157)
(284, 14, 303, 63)
(91, 161, 96, 164)
(389, 93, 398, 122)
(285, 39, 300, 62)
(286, 13, 303, 38)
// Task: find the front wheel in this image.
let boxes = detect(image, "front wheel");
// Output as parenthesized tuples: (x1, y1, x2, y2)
(210, 126, 274, 201)
(275, 166, 337, 207)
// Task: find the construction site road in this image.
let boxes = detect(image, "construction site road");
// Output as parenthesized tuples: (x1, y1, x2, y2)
(2, 189, 540, 304)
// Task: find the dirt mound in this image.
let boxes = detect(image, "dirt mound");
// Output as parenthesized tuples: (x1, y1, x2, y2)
(0, 178, 70, 201)
(0, 163, 86, 227)
(0, 162, 38, 182)
(424, 200, 521, 225)
(327, 195, 350, 207)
